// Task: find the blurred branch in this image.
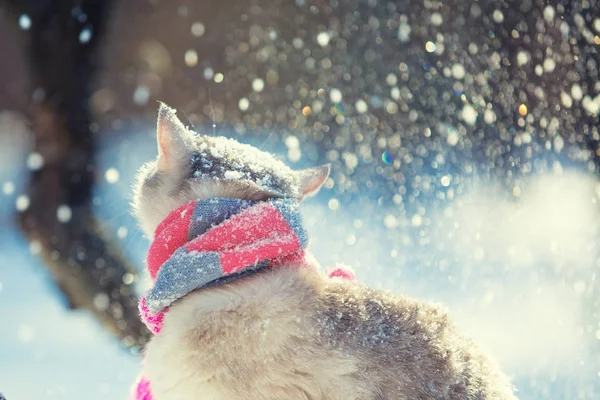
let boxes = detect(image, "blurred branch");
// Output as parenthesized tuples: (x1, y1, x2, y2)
(3, 0, 149, 348)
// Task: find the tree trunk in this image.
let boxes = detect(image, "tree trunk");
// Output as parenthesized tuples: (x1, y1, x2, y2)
(2, 0, 149, 349)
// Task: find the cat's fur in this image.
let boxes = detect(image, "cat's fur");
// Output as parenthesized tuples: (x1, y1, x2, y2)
(132, 104, 517, 400)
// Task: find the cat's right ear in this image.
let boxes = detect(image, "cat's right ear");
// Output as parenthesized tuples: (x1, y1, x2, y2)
(295, 164, 331, 200)
(156, 103, 195, 172)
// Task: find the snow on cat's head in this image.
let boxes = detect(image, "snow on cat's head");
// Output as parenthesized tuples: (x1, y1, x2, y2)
(132, 103, 330, 237)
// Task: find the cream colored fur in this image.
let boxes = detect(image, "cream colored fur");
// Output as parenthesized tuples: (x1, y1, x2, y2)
(143, 268, 373, 400)
(142, 266, 517, 400)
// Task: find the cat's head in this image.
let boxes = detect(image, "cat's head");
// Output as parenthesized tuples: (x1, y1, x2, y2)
(132, 103, 330, 237)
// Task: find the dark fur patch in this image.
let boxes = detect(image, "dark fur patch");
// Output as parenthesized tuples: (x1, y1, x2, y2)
(188, 135, 298, 197)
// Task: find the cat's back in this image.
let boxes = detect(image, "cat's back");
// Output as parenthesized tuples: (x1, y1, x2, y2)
(143, 267, 517, 400)
(317, 280, 518, 399)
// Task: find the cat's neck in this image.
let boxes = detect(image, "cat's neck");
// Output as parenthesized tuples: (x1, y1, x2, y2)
(162, 265, 322, 332)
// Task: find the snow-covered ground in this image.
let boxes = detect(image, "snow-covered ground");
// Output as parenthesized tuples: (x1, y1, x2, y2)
(0, 231, 140, 399)
(1, 113, 599, 399)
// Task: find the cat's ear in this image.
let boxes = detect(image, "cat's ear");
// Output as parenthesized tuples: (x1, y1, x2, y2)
(295, 164, 331, 199)
(156, 103, 195, 172)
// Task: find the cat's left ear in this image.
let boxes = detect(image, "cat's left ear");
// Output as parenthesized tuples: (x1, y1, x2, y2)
(156, 103, 195, 172)
(295, 164, 331, 199)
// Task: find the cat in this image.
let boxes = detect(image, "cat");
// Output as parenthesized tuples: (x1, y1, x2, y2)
(131, 103, 518, 400)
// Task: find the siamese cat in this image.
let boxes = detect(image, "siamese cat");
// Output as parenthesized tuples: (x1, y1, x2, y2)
(132, 103, 517, 400)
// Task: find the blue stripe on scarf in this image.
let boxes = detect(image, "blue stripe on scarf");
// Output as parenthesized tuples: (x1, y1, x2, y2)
(146, 249, 222, 313)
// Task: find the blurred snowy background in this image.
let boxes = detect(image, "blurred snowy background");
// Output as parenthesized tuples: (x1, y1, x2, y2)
(1, 0, 600, 399)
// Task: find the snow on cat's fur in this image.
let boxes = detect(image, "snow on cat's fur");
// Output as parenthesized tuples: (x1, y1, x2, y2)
(131, 103, 518, 400)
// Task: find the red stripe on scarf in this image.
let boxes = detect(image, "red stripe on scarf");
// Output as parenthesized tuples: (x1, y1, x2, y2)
(183, 203, 299, 274)
(147, 201, 196, 280)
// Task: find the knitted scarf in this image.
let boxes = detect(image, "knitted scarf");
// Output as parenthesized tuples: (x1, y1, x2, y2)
(131, 197, 354, 400)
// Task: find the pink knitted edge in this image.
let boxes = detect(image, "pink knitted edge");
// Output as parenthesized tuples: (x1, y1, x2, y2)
(138, 296, 166, 335)
(326, 265, 355, 281)
(130, 375, 152, 400)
